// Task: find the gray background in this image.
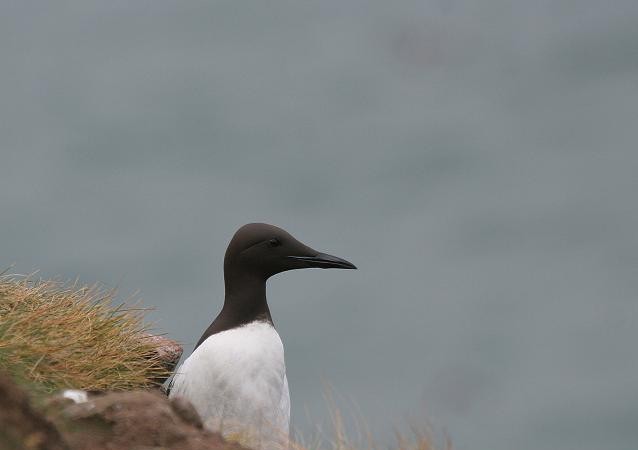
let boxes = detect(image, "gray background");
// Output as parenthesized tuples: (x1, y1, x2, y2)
(2, 1, 638, 449)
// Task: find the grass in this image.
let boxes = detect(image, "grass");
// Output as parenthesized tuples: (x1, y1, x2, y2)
(0, 273, 170, 393)
(289, 420, 450, 450)
(217, 387, 450, 450)
(220, 409, 449, 450)
(292, 426, 450, 450)
(288, 391, 451, 450)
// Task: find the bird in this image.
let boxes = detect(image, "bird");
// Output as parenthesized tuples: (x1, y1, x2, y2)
(168, 223, 356, 450)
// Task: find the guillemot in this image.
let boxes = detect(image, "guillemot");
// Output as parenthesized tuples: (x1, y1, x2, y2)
(169, 223, 356, 449)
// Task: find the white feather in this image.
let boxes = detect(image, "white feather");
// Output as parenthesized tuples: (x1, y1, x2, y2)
(169, 321, 290, 450)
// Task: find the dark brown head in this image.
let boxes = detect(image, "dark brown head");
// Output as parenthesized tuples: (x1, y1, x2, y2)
(224, 223, 356, 282)
(193, 223, 356, 349)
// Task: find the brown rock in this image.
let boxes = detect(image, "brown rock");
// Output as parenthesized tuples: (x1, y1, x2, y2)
(54, 390, 247, 450)
(0, 373, 68, 450)
(141, 334, 183, 384)
(0, 369, 248, 450)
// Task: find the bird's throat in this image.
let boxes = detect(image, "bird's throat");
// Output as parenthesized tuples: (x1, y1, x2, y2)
(194, 275, 272, 350)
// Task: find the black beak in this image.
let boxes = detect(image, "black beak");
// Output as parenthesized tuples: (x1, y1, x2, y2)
(287, 252, 357, 269)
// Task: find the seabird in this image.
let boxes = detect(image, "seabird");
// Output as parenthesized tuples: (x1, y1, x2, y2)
(169, 223, 356, 449)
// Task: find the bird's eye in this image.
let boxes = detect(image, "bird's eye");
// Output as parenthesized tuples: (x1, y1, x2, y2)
(268, 238, 282, 247)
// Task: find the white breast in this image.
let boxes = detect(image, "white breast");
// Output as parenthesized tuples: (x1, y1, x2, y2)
(169, 321, 290, 450)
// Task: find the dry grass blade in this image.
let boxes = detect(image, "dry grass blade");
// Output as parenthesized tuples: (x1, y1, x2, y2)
(0, 274, 170, 392)
(288, 389, 450, 450)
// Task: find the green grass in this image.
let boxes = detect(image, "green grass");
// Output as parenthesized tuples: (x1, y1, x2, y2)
(0, 274, 169, 393)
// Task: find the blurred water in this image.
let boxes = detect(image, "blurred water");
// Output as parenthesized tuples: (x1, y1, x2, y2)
(2, 1, 638, 449)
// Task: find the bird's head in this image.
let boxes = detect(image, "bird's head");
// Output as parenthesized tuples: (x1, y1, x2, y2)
(224, 223, 356, 281)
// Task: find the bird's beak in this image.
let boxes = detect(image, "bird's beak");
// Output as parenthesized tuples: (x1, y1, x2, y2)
(286, 252, 357, 270)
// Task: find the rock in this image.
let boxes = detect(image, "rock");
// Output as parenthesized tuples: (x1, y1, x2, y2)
(0, 373, 68, 450)
(0, 370, 250, 450)
(141, 334, 183, 385)
(53, 390, 247, 450)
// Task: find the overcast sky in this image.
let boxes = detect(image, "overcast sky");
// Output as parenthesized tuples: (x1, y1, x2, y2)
(2, 2, 638, 450)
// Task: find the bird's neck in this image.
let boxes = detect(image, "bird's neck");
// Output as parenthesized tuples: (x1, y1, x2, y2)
(194, 273, 272, 350)
(223, 275, 271, 323)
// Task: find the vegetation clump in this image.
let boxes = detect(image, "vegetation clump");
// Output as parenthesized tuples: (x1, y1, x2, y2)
(0, 274, 169, 393)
